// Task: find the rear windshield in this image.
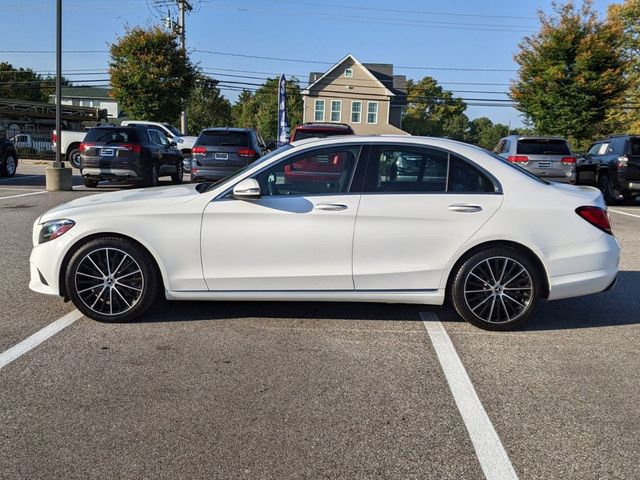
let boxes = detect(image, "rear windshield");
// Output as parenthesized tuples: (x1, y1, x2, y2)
(293, 130, 351, 141)
(516, 139, 570, 155)
(84, 128, 138, 144)
(198, 131, 249, 147)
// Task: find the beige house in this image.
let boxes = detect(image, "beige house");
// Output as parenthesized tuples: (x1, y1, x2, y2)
(302, 54, 408, 135)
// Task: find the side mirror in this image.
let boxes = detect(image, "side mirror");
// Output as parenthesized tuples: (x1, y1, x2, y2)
(232, 178, 261, 200)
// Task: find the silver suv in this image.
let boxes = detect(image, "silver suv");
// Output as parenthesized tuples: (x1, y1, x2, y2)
(494, 136, 576, 184)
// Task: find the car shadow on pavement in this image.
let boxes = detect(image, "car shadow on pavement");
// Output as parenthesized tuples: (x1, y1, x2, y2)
(139, 299, 425, 324)
(523, 270, 640, 331)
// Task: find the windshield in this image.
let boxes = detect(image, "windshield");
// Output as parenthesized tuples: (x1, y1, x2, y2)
(162, 123, 184, 137)
(198, 144, 294, 193)
(487, 151, 550, 185)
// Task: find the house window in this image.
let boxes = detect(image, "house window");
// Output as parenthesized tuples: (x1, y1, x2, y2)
(344, 68, 353, 78)
(314, 100, 325, 122)
(367, 102, 378, 124)
(351, 101, 362, 123)
(330, 100, 341, 122)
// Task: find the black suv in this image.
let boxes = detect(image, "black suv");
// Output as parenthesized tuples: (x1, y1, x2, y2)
(0, 139, 19, 177)
(190, 128, 267, 182)
(576, 134, 640, 204)
(79, 125, 184, 188)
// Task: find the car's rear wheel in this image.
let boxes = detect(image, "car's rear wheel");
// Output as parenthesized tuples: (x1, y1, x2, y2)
(143, 161, 159, 187)
(67, 148, 81, 169)
(65, 237, 159, 322)
(83, 177, 99, 188)
(598, 174, 617, 205)
(171, 160, 183, 184)
(622, 191, 637, 205)
(451, 247, 540, 330)
(0, 152, 18, 177)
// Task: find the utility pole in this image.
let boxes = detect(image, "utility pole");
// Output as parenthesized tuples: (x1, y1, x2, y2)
(46, 0, 72, 191)
(177, 0, 192, 135)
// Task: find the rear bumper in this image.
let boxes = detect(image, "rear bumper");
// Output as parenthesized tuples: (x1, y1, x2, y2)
(81, 167, 140, 179)
(191, 166, 241, 180)
(545, 232, 620, 301)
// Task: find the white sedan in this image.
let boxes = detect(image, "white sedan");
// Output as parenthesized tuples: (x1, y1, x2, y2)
(29, 136, 620, 330)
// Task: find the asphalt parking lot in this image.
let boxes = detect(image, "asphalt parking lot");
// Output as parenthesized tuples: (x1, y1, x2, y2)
(1, 161, 639, 479)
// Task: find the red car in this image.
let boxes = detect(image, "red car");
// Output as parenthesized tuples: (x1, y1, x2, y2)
(290, 122, 354, 142)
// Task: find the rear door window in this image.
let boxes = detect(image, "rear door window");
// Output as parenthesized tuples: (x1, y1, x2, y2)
(84, 128, 138, 144)
(199, 131, 249, 147)
(629, 139, 640, 156)
(516, 139, 570, 155)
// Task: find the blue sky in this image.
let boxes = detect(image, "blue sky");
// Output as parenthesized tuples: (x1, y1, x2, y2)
(0, 0, 617, 127)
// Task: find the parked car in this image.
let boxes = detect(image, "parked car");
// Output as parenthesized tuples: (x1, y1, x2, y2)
(576, 134, 640, 204)
(290, 122, 354, 142)
(52, 129, 88, 168)
(79, 125, 183, 188)
(190, 128, 267, 182)
(30, 135, 619, 331)
(494, 136, 576, 184)
(121, 120, 197, 156)
(0, 139, 18, 177)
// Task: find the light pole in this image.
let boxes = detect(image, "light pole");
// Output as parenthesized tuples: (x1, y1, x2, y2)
(46, 0, 73, 191)
(178, 0, 191, 135)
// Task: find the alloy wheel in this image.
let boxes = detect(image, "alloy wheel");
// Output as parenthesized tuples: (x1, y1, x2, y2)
(6, 156, 16, 175)
(463, 256, 533, 324)
(74, 247, 144, 316)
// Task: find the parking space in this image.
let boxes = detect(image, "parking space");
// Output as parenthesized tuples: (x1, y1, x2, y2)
(1, 162, 639, 479)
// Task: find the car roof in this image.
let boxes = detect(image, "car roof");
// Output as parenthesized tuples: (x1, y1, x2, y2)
(503, 135, 568, 141)
(289, 134, 485, 152)
(200, 127, 254, 133)
(295, 123, 352, 131)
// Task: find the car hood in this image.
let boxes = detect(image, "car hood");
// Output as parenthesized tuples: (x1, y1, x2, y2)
(39, 184, 201, 223)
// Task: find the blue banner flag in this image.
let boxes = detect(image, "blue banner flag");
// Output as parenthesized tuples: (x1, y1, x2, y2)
(277, 74, 290, 146)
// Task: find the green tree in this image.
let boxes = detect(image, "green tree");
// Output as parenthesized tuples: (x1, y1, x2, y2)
(468, 117, 509, 149)
(186, 75, 232, 134)
(109, 26, 196, 123)
(511, 0, 626, 141)
(231, 78, 303, 140)
(403, 77, 469, 140)
(0, 62, 67, 102)
(606, 0, 640, 133)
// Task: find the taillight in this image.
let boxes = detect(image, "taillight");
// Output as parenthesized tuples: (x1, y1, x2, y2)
(561, 157, 576, 165)
(237, 148, 257, 157)
(192, 146, 206, 154)
(52, 132, 57, 144)
(121, 144, 142, 153)
(79, 142, 95, 153)
(576, 206, 613, 235)
(507, 155, 529, 163)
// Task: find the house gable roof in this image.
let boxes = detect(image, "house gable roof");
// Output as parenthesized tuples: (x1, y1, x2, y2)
(302, 54, 394, 96)
(50, 87, 113, 100)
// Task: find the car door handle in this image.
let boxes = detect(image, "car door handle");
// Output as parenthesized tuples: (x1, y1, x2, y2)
(315, 203, 348, 211)
(448, 203, 483, 213)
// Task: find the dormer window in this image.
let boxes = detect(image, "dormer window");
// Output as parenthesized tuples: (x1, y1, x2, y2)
(344, 68, 353, 78)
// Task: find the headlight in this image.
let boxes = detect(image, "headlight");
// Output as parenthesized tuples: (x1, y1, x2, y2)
(39, 219, 75, 244)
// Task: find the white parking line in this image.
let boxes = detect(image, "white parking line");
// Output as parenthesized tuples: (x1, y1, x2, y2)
(0, 310, 83, 370)
(0, 175, 41, 183)
(421, 312, 518, 480)
(609, 208, 640, 219)
(0, 190, 47, 200)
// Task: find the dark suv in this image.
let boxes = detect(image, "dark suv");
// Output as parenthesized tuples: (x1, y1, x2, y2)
(576, 134, 640, 204)
(290, 123, 354, 142)
(190, 128, 267, 182)
(0, 139, 19, 177)
(79, 125, 183, 188)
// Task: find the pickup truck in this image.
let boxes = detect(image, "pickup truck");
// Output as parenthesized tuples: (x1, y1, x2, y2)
(0, 139, 19, 177)
(52, 129, 88, 168)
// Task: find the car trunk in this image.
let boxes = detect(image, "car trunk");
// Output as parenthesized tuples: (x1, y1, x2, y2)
(517, 139, 573, 177)
(195, 131, 255, 167)
(81, 128, 140, 169)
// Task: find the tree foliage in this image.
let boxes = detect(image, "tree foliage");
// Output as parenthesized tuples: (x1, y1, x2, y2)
(606, 0, 640, 133)
(186, 75, 232, 134)
(468, 117, 510, 150)
(0, 62, 67, 102)
(109, 26, 196, 123)
(402, 77, 469, 140)
(231, 77, 303, 140)
(511, 0, 626, 141)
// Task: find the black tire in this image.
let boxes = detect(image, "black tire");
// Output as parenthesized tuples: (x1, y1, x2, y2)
(0, 151, 18, 177)
(171, 160, 183, 184)
(83, 177, 99, 188)
(67, 147, 81, 169)
(451, 247, 541, 331)
(143, 161, 159, 187)
(622, 191, 637, 205)
(65, 237, 160, 322)
(598, 174, 617, 205)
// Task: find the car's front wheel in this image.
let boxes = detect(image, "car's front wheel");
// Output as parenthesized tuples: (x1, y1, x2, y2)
(65, 237, 160, 322)
(0, 152, 18, 177)
(451, 247, 540, 330)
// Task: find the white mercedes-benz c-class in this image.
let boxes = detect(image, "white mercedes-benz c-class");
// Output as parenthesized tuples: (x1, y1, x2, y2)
(29, 136, 619, 330)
